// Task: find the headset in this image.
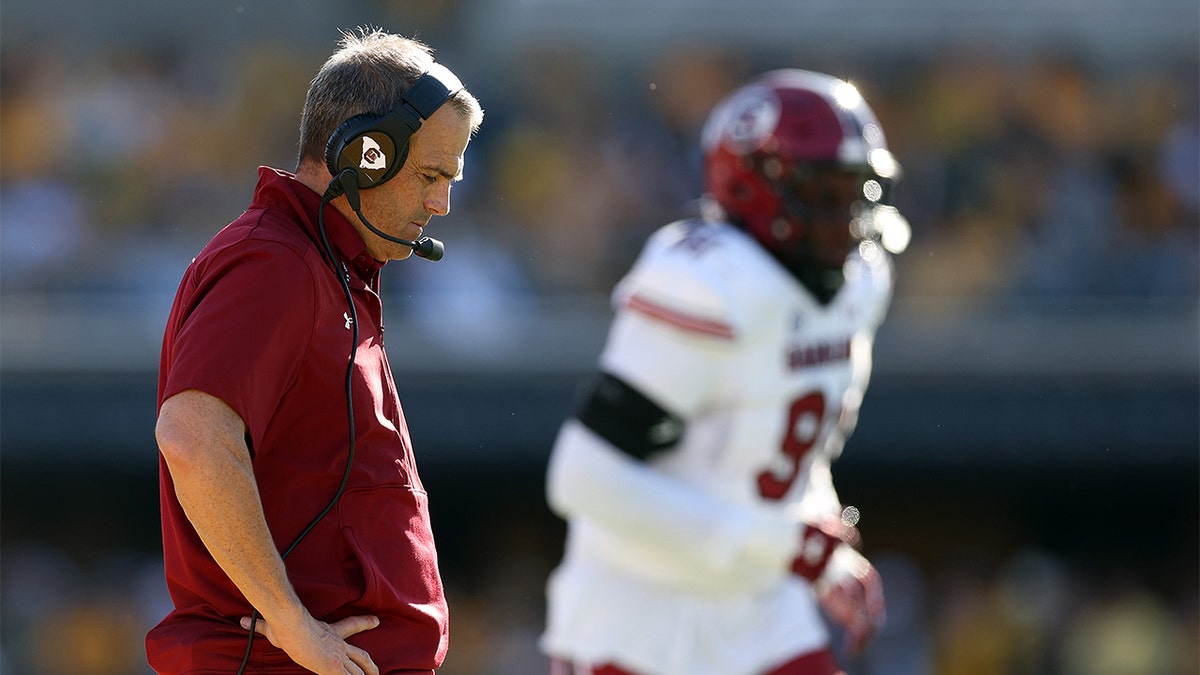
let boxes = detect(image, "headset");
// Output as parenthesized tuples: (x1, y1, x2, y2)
(236, 63, 459, 674)
(326, 62, 463, 191)
(321, 62, 465, 261)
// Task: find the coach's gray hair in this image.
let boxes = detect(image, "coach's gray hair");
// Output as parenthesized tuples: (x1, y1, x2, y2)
(296, 26, 483, 170)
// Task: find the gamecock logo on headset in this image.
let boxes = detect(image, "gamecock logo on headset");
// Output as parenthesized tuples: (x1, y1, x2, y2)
(359, 136, 387, 170)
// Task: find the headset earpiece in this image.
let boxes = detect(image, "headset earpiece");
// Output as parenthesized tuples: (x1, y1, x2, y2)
(324, 113, 394, 182)
(322, 63, 464, 193)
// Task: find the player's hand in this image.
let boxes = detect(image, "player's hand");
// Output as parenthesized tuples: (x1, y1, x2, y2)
(816, 547, 885, 658)
(240, 612, 381, 675)
(790, 515, 861, 581)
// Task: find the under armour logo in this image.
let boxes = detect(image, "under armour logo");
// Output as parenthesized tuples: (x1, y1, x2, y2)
(343, 312, 354, 330)
(360, 136, 386, 170)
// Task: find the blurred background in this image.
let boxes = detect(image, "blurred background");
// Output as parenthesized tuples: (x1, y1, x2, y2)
(1, 0, 1197, 673)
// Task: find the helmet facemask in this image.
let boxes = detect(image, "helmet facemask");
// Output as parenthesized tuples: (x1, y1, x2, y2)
(743, 157, 874, 303)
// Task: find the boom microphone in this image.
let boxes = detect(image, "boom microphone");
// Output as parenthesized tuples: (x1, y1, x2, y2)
(411, 236, 445, 261)
(327, 169, 445, 261)
(358, 217, 445, 261)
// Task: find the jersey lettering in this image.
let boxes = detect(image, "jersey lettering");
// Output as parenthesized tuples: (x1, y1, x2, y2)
(788, 338, 851, 369)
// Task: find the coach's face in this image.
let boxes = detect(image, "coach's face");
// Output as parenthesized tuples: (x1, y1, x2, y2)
(355, 104, 472, 261)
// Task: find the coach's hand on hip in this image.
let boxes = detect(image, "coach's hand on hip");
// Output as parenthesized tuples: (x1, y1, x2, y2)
(241, 612, 381, 675)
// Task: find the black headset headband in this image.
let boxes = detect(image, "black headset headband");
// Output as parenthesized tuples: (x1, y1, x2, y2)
(324, 63, 464, 190)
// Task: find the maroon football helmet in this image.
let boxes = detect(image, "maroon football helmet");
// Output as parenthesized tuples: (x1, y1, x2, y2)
(702, 69, 904, 301)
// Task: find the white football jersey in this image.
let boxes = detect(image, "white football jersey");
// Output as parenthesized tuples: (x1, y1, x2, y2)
(543, 219, 893, 675)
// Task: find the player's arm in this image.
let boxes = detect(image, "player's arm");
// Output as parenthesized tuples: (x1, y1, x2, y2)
(548, 389, 797, 579)
(816, 546, 885, 658)
(801, 448, 885, 657)
(156, 389, 379, 675)
(549, 378, 857, 584)
(547, 312, 855, 582)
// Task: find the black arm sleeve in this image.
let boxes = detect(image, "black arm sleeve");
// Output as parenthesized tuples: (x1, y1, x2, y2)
(573, 372, 685, 461)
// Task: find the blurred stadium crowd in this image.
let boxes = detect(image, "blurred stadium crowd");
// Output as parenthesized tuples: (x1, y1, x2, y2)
(2, 17, 1197, 305)
(1, 1, 1197, 673)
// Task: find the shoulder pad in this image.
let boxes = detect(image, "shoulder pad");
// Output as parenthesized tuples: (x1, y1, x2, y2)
(613, 220, 785, 339)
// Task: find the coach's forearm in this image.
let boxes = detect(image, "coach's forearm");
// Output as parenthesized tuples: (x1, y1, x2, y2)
(157, 390, 309, 631)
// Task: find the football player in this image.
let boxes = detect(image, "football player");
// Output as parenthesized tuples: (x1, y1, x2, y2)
(541, 69, 909, 675)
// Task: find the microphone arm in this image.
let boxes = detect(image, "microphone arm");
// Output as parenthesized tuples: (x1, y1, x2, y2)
(326, 170, 445, 261)
(359, 216, 445, 262)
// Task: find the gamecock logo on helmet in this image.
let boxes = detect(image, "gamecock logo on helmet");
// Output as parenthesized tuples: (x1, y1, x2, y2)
(726, 88, 779, 150)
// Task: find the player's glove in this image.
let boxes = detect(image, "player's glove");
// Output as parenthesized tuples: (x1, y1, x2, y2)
(815, 546, 885, 658)
(789, 515, 861, 581)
